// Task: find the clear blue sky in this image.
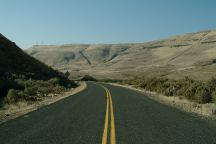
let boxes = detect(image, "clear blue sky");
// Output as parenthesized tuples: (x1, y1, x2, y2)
(1, 0, 216, 48)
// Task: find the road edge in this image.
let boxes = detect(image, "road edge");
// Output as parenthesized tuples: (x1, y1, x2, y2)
(0, 81, 87, 124)
(108, 83, 216, 119)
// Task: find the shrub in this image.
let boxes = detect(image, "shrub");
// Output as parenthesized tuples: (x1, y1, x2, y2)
(0, 77, 22, 97)
(194, 84, 212, 104)
(65, 71, 70, 78)
(53, 85, 66, 94)
(183, 83, 197, 100)
(0, 71, 77, 106)
(81, 75, 97, 82)
(48, 77, 60, 86)
(212, 90, 216, 104)
(14, 78, 26, 89)
(123, 76, 216, 104)
(164, 86, 175, 96)
(4, 89, 19, 104)
(37, 86, 53, 96)
(17, 91, 26, 100)
(24, 86, 38, 96)
(207, 78, 216, 91)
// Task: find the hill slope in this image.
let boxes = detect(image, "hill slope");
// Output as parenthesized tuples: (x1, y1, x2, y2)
(26, 30, 216, 80)
(0, 34, 60, 80)
(0, 34, 76, 104)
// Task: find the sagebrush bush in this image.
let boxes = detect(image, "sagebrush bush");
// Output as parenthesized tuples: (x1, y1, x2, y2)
(207, 78, 216, 91)
(4, 89, 19, 104)
(122, 77, 216, 104)
(0, 74, 76, 106)
(194, 84, 212, 104)
(24, 85, 38, 96)
(183, 83, 197, 100)
(0, 77, 22, 97)
(164, 86, 175, 96)
(212, 91, 216, 104)
(37, 86, 52, 96)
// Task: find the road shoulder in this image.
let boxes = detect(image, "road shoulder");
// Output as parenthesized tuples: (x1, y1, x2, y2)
(109, 83, 216, 119)
(0, 81, 87, 124)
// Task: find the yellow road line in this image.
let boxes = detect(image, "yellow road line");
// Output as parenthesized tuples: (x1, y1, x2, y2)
(100, 84, 116, 144)
(102, 89, 109, 144)
(108, 90, 116, 144)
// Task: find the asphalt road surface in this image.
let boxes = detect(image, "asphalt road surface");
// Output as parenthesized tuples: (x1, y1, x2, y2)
(0, 82, 216, 144)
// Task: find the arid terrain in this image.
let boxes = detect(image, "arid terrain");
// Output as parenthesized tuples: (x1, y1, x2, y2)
(0, 34, 77, 107)
(26, 30, 216, 80)
(2, 1, 216, 143)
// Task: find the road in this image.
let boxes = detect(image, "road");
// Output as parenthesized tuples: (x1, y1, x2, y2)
(0, 82, 216, 144)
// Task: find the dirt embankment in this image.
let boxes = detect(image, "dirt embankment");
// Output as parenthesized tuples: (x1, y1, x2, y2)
(110, 83, 216, 119)
(0, 81, 87, 124)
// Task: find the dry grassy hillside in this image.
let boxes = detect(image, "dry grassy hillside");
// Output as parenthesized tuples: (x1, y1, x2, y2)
(0, 34, 76, 105)
(26, 30, 216, 80)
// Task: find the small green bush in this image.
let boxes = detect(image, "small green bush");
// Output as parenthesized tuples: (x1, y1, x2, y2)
(4, 89, 19, 104)
(207, 78, 216, 91)
(81, 75, 97, 82)
(212, 90, 216, 104)
(183, 83, 197, 100)
(48, 77, 60, 86)
(164, 87, 175, 96)
(24, 86, 38, 96)
(37, 87, 51, 96)
(194, 84, 211, 104)
(0, 77, 22, 97)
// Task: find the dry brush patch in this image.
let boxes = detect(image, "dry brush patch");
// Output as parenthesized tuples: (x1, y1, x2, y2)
(0, 81, 86, 124)
(0, 76, 77, 106)
(110, 82, 216, 118)
(121, 77, 216, 104)
(106, 77, 216, 117)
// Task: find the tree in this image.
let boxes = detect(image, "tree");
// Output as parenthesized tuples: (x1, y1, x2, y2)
(65, 71, 70, 78)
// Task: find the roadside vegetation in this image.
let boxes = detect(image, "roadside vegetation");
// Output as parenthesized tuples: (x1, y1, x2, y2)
(0, 34, 77, 107)
(81, 75, 97, 81)
(120, 77, 216, 104)
(99, 79, 123, 83)
(0, 73, 77, 106)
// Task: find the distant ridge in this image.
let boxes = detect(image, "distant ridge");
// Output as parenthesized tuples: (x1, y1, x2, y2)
(26, 29, 216, 80)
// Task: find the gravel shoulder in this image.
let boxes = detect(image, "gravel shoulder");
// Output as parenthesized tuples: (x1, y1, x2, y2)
(109, 83, 216, 119)
(0, 81, 87, 124)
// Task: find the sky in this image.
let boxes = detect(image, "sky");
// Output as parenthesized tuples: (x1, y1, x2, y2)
(0, 0, 216, 48)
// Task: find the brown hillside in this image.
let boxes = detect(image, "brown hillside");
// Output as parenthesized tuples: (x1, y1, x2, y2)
(26, 30, 216, 80)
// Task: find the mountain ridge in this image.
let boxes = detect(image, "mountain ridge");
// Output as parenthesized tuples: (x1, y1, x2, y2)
(26, 29, 216, 80)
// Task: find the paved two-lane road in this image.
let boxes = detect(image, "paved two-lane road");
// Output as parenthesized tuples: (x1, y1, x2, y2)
(0, 82, 216, 144)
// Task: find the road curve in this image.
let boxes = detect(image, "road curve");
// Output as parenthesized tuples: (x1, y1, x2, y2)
(0, 82, 216, 144)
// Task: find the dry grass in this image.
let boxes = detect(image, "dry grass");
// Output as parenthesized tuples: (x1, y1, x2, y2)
(205, 48, 216, 58)
(26, 30, 216, 80)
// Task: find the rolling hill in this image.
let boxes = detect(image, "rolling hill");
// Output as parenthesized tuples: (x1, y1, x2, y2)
(26, 30, 216, 80)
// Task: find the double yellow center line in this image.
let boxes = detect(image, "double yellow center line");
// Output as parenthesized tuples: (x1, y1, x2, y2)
(100, 85, 116, 144)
